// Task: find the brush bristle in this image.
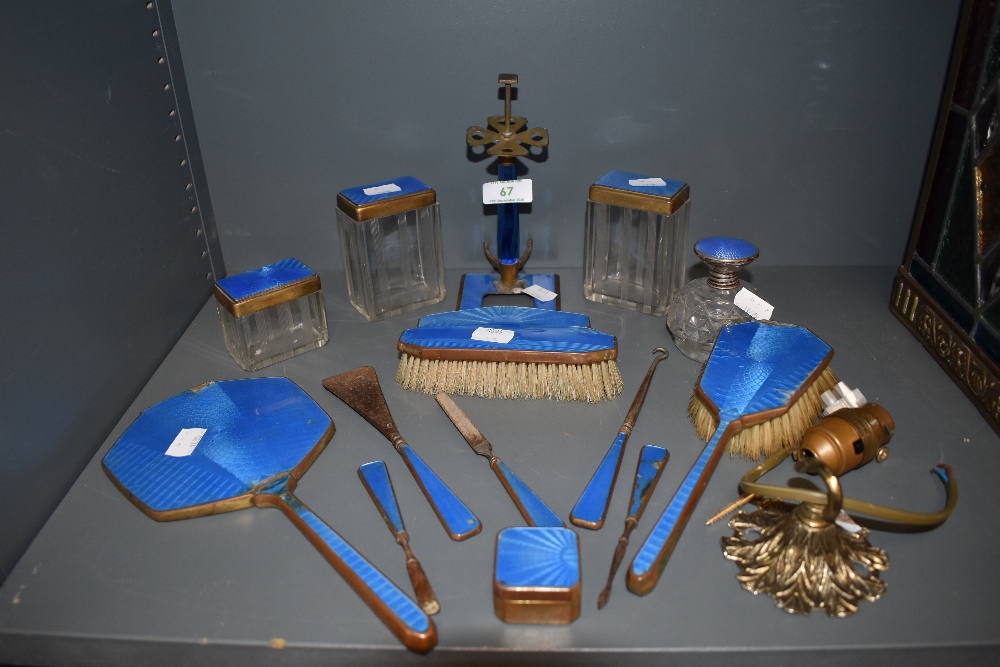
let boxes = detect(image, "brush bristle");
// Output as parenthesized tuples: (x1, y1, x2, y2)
(396, 353, 623, 402)
(689, 366, 839, 460)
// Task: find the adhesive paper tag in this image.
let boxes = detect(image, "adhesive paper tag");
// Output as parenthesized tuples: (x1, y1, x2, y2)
(835, 510, 863, 533)
(516, 284, 557, 302)
(471, 327, 515, 344)
(734, 288, 774, 320)
(483, 179, 532, 204)
(628, 177, 667, 187)
(165, 428, 207, 458)
(363, 183, 401, 196)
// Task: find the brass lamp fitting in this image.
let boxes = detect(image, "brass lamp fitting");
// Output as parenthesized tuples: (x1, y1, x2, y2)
(793, 404, 894, 477)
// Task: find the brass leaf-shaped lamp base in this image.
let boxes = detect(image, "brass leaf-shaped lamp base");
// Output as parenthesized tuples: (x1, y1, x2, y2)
(721, 460, 888, 617)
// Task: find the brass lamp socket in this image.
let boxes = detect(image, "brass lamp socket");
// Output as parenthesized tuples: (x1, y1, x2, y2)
(794, 404, 895, 477)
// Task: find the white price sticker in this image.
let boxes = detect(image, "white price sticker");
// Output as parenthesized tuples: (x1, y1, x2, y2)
(165, 428, 207, 458)
(471, 327, 515, 344)
(835, 510, 863, 533)
(515, 284, 557, 302)
(483, 179, 532, 204)
(362, 183, 401, 196)
(734, 288, 774, 321)
(628, 177, 667, 187)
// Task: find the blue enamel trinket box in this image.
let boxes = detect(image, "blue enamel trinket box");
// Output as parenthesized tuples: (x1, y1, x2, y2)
(493, 526, 581, 624)
(214, 258, 328, 371)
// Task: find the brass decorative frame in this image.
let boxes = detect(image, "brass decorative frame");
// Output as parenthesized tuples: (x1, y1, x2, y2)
(891, 270, 1000, 428)
(892, 0, 1000, 437)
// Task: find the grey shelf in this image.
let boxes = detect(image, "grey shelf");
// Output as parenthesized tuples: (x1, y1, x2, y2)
(1, 266, 997, 666)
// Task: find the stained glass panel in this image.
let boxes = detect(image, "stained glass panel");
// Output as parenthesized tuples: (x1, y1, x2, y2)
(895, 0, 1000, 438)
(956, 0, 997, 108)
(935, 139, 978, 305)
(974, 86, 997, 160)
(979, 242, 1000, 301)
(974, 323, 1000, 366)
(915, 111, 971, 262)
(977, 2, 1000, 97)
(911, 259, 975, 331)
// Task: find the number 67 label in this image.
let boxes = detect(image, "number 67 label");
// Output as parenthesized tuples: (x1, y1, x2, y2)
(483, 179, 533, 204)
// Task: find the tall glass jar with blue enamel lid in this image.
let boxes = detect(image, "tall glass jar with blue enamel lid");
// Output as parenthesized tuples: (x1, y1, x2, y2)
(214, 258, 328, 371)
(583, 170, 690, 316)
(335, 176, 445, 321)
(666, 236, 760, 362)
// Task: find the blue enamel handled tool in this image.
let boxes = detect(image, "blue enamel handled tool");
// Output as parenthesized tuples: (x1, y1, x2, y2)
(570, 348, 669, 529)
(628, 322, 837, 595)
(358, 461, 440, 615)
(324, 366, 482, 541)
(102, 377, 435, 653)
(597, 445, 669, 609)
(435, 393, 563, 527)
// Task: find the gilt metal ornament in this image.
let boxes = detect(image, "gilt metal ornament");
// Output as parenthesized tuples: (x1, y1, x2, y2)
(721, 459, 889, 617)
(460, 74, 557, 309)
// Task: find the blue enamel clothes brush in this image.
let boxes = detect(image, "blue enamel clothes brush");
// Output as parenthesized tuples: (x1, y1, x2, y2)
(396, 306, 622, 401)
(627, 321, 838, 595)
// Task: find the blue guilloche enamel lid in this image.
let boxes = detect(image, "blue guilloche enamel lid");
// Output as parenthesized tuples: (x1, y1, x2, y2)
(694, 237, 759, 262)
(589, 170, 690, 215)
(495, 527, 580, 588)
(337, 176, 437, 222)
(214, 258, 321, 317)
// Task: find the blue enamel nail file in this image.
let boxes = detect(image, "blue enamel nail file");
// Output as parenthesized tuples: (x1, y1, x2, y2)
(102, 377, 435, 653)
(358, 461, 440, 615)
(435, 392, 563, 527)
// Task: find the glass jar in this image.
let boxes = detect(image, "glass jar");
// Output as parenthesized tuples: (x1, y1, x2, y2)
(214, 258, 328, 371)
(583, 170, 690, 316)
(335, 176, 445, 321)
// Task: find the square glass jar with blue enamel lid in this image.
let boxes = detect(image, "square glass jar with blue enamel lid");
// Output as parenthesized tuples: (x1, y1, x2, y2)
(214, 258, 328, 371)
(493, 526, 581, 625)
(583, 170, 690, 316)
(336, 176, 445, 321)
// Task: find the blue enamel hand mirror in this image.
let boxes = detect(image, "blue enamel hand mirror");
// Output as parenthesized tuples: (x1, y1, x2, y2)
(102, 377, 435, 653)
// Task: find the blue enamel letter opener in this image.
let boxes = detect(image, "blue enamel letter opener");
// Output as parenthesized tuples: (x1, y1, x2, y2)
(597, 445, 669, 608)
(570, 348, 669, 529)
(358, 461, 440, 615)
(324, 367, 481, 541)
(435, 393, 563, 527)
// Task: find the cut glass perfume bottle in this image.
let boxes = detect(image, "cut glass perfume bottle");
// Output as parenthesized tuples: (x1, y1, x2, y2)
(214, 258, 329, 371)
(666, 237, 759, 362)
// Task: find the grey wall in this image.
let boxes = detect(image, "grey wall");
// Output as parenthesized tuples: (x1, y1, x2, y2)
(0, 0, 221, 580)
(172, 0, 961, 275)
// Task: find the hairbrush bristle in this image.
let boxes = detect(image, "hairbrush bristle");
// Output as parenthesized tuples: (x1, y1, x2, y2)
(396, 353, 623, 402)
(688, 366, 839, 460)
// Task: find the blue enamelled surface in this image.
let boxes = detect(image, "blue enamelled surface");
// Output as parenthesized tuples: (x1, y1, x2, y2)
(337, 175, 433, 209)
(593, 170, 686, 199)
(495, 527, 580, 589)
(216, 258, 316, 302)
(694, 237, 759, 262)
